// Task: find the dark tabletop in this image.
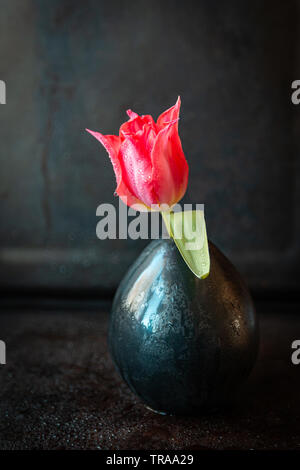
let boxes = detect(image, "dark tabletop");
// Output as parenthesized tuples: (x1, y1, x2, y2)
(0, 301, 299, 450)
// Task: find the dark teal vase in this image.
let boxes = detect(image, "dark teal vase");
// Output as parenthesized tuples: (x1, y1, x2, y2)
(109, 239, 258, 415)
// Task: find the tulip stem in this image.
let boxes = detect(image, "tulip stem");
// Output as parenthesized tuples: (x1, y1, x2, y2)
(161, 211, 174, 240)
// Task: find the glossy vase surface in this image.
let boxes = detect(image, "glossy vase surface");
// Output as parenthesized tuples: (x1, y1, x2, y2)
(109, 239, 259, 415)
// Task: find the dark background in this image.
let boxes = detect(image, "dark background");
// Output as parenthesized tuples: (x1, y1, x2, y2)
(1, 0, 300, 451)
(1, 0, 299, 299)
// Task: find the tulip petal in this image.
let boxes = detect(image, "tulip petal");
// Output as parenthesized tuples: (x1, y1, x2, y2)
(120, 113, 157, 141)
(86, 129, 121, 183)
(116, 181, 149, 212)
(151, 119, 188, 207)
(156, 96, 181, 130)
(119, 134, 158, 208)
(86, 128, 148, 210)
(126, 109, 139, 119)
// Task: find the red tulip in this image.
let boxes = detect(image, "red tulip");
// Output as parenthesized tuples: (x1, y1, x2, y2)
(86, 97, 188, 211)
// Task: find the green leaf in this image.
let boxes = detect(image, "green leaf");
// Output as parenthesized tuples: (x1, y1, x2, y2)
(161, 209, 210, 279)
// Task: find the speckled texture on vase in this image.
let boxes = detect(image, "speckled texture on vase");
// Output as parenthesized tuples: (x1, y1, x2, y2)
(109, 239, 259, 415)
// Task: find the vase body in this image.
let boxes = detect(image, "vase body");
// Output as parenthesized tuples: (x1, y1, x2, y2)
(109, 239, 258, 415)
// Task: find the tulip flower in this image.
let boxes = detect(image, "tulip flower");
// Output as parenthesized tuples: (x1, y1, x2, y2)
(87, 97, 209, 278)
(86, 97, 188, 211)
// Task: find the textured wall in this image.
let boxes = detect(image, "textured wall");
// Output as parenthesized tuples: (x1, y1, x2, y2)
(0, 0, 299, 293)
